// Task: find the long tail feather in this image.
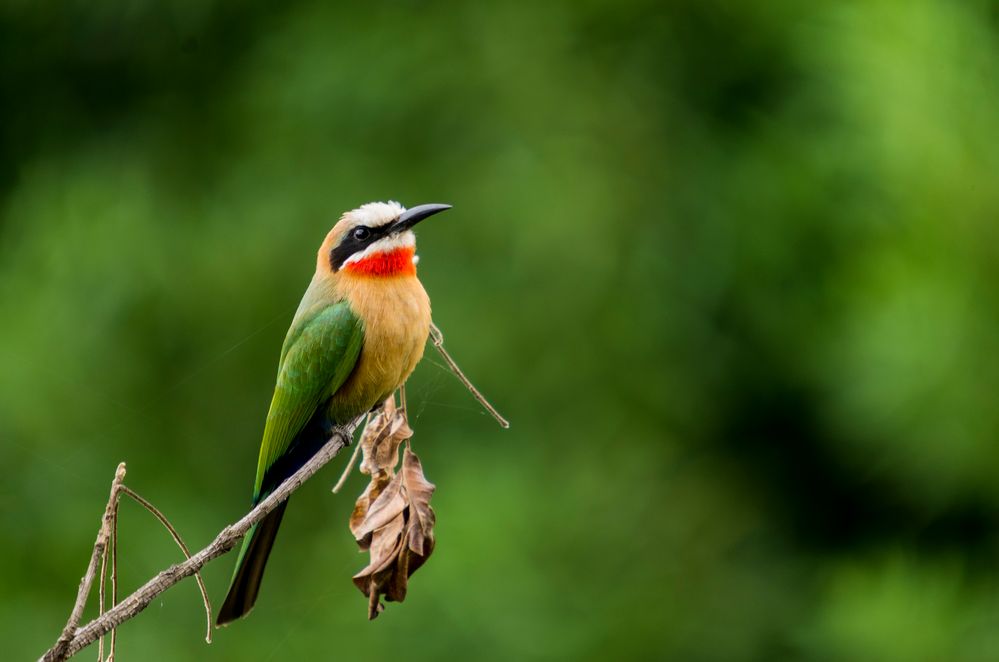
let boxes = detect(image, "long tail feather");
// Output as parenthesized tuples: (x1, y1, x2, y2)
(216, 500, 288, 626)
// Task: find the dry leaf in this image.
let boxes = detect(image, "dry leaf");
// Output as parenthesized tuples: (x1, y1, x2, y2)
(349, 397, 436, 619)
(349, 397, 413, 544)
(401, 449, 435, 559)
(358, 396, 413, 477)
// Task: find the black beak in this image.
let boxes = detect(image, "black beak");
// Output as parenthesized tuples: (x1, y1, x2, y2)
(391, 203, 451, 233)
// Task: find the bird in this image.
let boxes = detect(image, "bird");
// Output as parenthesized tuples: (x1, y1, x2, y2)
(216, 200, 450, 626)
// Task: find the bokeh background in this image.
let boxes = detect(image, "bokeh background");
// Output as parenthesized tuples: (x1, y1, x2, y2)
(2, 1, 998, 660)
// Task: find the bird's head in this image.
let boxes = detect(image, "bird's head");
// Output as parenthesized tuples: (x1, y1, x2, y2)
(318, 201, 451, 277)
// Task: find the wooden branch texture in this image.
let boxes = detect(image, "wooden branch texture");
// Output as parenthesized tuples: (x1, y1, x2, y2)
(40, 420, 359, 662)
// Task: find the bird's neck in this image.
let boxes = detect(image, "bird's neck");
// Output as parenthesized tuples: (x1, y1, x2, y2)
(343, 247, 417, 278)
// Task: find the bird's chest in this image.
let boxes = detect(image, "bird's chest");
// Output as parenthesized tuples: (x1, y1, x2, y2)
(330, 275, 431, 417)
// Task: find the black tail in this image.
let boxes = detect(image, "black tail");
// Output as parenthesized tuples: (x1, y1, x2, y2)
(218, 407, 336, 625)
(216, 500, 288, 626)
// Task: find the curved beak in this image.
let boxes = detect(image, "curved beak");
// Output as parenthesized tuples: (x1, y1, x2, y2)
(391, 203, 451, 233)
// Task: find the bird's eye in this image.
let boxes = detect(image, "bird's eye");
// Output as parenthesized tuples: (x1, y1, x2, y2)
(353, 227, 371, 241)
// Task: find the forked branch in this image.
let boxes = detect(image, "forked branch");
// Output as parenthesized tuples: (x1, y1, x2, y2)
(39, 419, 360, 662)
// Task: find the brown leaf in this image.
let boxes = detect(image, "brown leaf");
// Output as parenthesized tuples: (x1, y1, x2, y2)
(348, 397, 413, 542)
(359, 396, 413, 476)
(352, 471, 406, 544)
(350, 439, 436, 619)
(402, 448, 436, 559)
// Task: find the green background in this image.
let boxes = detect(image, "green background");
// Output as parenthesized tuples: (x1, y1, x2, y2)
(2, 1, 998, 660)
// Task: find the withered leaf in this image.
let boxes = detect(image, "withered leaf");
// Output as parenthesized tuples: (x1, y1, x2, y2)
(352, 470, 406, 548)
(358, 396, 413, 477)
(348, 396, 413, 544)
(351, 444, 436, 620)
(402, 448, 436, 558)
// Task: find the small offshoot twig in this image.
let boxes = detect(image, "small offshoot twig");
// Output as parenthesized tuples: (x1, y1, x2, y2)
(108, 496, 119, 661)
(96, 492, 120, 662)
(120, 486, 214, 645)
(332, 413, 368, 494)
(96, 523, 108, 662)
(429, 321, 509, 428)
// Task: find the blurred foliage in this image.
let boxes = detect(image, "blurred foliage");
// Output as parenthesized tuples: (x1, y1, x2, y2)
(1, 1, 998, 660)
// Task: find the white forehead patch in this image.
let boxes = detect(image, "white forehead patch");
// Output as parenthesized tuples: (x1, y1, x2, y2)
(345, 200, 406, 229)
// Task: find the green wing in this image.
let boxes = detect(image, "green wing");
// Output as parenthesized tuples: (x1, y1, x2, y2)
(252, 301, 364, 499)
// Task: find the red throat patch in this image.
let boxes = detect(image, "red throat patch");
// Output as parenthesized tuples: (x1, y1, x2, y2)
(344, 247, 417, 277)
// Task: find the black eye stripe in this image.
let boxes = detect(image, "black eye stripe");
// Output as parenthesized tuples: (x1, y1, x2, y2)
(329, 224, 392, 271)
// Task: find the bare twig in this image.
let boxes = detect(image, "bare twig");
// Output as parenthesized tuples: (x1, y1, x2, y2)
(109, 500, 119, 662)
(40, 419, 360, 662)
(96, 537, 107, 662)
(50, 463, 127, 662)
(429, 321, 509, 428)
(332, 413, 367, 495)
(120, 486, 214, 645)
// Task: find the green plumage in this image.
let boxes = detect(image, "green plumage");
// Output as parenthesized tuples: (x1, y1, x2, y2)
(217, 299, 364, 626)
(254, 302, 364, 497)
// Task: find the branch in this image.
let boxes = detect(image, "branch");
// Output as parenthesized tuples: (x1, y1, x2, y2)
(40, 419, 360, 662)
(429, 321, 509, 428)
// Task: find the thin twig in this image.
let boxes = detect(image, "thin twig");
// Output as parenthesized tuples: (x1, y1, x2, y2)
(96, 543, 107, 662)
(39, 419, 360, 662)
(50, 463, 127, 662)
(429, 321, 509, 428)
(109, 501, 118, 662)
(98, 480, 123, 662)
(120, 485, 214, 644)
(332, 413, 368, 494)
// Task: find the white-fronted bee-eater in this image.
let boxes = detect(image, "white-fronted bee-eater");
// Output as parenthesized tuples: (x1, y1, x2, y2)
(216, 201, 451, 625)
